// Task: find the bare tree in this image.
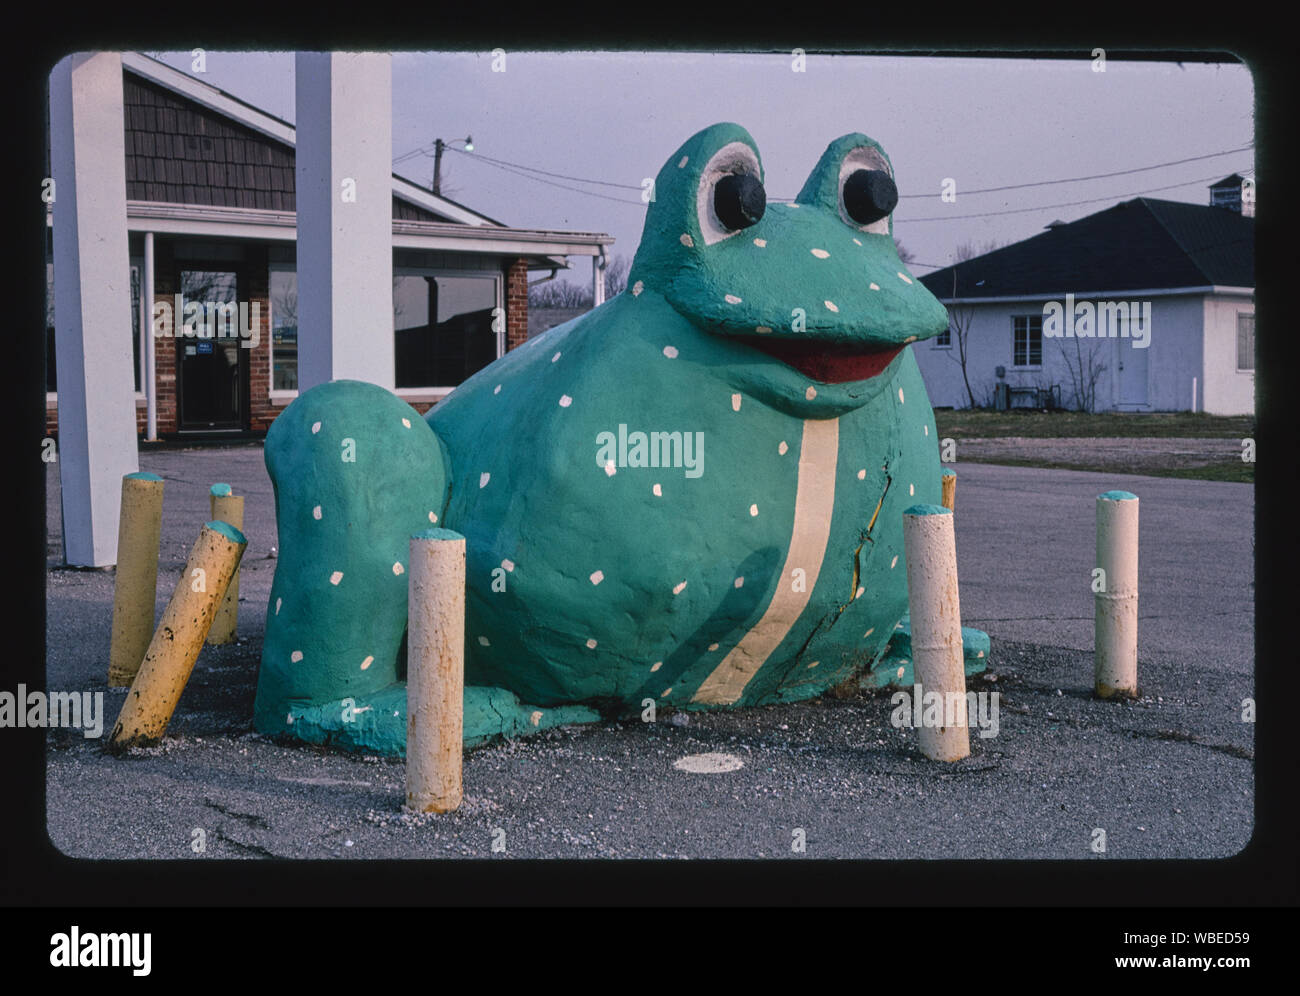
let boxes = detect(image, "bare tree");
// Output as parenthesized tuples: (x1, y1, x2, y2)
(941, 240, 1003, 409)
(1061, 336, 1108, 412)
(528, 253, 631, 308)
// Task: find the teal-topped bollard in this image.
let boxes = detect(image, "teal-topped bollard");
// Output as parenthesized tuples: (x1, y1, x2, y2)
(405, 529, 466, 813)
(902, 503, 970, 761)
(1095, 490, 1139, 699)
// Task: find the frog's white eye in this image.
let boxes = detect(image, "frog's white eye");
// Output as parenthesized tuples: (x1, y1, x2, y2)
(697, 141, 764, 245)
(837, 147, 895, 235)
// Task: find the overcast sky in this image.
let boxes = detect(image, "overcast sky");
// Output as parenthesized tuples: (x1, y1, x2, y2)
(143, 50, 1254, 278)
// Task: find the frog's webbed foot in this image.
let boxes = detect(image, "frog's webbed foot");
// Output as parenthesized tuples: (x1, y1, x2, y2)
(861, 614, 991, 690)
(281, 684, 603, 754)
(253, 380, 451, 741)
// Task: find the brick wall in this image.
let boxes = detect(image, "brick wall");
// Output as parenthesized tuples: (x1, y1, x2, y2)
(506, 257, 530, 352)
(46, 251, 534, 437)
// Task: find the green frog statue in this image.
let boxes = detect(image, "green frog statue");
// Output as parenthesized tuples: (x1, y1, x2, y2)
(254, 122, 987, 754)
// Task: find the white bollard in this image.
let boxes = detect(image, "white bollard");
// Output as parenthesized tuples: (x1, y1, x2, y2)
(405, 528, 466, 813)
(1095, 490, 1139, 698)
(902, 504, 970, 762)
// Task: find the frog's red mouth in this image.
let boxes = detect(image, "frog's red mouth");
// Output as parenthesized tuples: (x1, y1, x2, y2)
(747, 338, 904, 384)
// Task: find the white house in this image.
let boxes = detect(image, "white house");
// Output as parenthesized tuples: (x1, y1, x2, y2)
(914, 182, 1254, 415)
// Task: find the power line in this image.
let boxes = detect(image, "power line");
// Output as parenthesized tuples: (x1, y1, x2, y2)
(895, 146, 1253, 198)
(463, 153, 646, 206)
(449, 146, 642, 190)
(895, 168, 1253, 223)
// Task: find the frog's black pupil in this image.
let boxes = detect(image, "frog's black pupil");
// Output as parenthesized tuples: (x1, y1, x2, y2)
(714, 173, 766, 230)
(843, 169, 897, 225)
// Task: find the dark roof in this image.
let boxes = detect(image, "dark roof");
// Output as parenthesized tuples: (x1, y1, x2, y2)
(1209, 173, 1245, 189)
(919, 197, 1254, 300)
(124, 69, 453, 223)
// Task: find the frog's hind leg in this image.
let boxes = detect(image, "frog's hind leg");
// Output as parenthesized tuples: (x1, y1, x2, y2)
(253, 380, 451, 754)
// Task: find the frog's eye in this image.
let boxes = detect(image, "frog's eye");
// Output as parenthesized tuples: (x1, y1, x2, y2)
(696, 141, 764, 245)
(836, 146, 895, 235)
(714, 174, 766, 231)
(843, 170, 897, 226)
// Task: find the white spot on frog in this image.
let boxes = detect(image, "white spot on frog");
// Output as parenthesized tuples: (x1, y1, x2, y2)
(275, 598, 282, 615)
(402, 417, 411, 428)
(291, 650, 303, 663)
(551, 351, 562, 363)
(749, 503, 759, 516)
(756, 325, 772, 334)
(805, 386, 817, 400)
(824, 300, 839, 313)
(811, 248, 830, 259)
(680, 233, 694, 248)
(734, 576, 744, 588)
(530, 710, 543, 726)
(890, 555, 898, 569)
(478, 636, 490, 647)
(586, 638, 598, 649)
(779, 440, 788, 455)
(632, 280, 644, 296)
(673, 581, 688, 595)
(708, 643, 720, 652)
(493, 384, 501, 394)
(590, 570, 605, 585)
(313, 505, 322, 519)
(393, 562, 405, 576)
(429, 511, 438, 522)
(857, 469, 866, 480)
(897, 272, 913, 284)
(651, 661, 663, 672)
(330, 571, 343, 586)
(898, 387, 905, 404)
(663, 345, 678, 358)
(479, 472, 491, 488)
(869, 282, 880, 291)
(361, 656, 373, 670)
(731, 393, 742, 412)
(311, 421, 321, 434)
(604, 460, 617, 477)
(753, 238, 767, 248)
(724, 294, 742, 305)
(652, 483, 662, 496)
(559, 394, 573, 408)
(909, 483, 915, 496)
(678, 156, 689, 168)
(501, 559, 515, 572)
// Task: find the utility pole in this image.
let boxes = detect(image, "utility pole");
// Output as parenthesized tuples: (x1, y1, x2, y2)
(432, 136, 471, 196)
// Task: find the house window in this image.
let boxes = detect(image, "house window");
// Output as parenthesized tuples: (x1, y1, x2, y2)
(45, 260, 143, 395)
(269, 266, 298, 392)
(1012, 315, 1042, 367)
(394, 272, 500, 390)
(1236, 312, 1255, 371)
(934, 323, 952, 348)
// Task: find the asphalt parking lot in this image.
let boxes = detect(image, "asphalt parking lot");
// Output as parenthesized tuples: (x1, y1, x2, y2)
(42, 446, 1254, 859)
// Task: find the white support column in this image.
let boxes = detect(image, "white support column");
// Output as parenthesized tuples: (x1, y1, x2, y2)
(591, 250, 606, 308)
(143, 231, 157, 441)
(294, 52, 393, 391)
(50, 53, 139, 567)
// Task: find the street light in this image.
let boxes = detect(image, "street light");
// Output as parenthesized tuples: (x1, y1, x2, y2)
(433, 135, 473, 196)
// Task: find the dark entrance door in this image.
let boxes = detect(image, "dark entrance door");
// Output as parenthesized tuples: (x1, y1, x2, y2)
(177, 269, 246, 431)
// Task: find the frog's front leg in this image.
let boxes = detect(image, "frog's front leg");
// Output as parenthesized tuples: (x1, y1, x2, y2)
(253, 380, 451, 752)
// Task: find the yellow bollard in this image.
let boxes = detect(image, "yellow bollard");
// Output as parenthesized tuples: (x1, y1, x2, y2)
(206, 483, 244, 645)
(405, 528, 466, 814)
(108, 472, 165, 687)
(109, 521, 247, 750)
(940, 468, 956, 512)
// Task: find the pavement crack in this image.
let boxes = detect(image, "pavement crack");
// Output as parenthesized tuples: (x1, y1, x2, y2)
(1125, 728, 1253, 761)
(203, 797, 271, 829)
